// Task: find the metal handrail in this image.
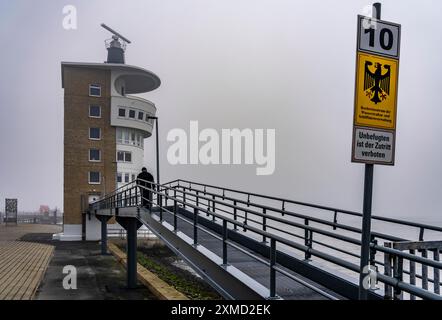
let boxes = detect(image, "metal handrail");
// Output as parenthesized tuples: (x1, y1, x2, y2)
(174, 189, 442, 286)
(170, 179, 442, 236)
(172, 183, 407, 243)
(90, 179, 442, 300)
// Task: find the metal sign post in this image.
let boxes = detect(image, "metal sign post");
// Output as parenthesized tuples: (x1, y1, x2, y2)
(353, 2, 401, 299)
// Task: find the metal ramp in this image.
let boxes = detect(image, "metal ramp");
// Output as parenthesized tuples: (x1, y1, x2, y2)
(138, 206, 341, 300)
(90, 179, 442, 300)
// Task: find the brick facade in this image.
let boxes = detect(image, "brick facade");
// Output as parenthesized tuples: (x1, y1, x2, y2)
(63, 67, 116, 225)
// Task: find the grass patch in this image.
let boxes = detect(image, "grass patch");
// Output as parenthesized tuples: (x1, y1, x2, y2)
(115, 241, 222, 300)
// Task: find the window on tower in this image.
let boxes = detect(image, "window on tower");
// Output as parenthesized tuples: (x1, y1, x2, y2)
(89, 84, 101, 97)
(118, 108, 126, 117)
(138, 111, 144, 120)
(89, 128, 101, 140)
(89, 105, 101, 118)
(117, 151, 132, 163)
(89, 149, 101, 162)
(88, 171, 101, 184)
(129, 110, 136, 118)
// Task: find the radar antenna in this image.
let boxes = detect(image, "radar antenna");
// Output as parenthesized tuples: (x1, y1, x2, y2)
(101, 23, 131, 64)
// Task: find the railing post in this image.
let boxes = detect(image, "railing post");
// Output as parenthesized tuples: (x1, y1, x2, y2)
(193, 207, 198, 246)
(419, 227, 425, 241)
(434, 249, 440, 295)
(183, 188, 186, 209)
(269, 238, 276, 298)
(222, 220, 228, 265)
(243, 210, 248, 232)
(304, 219, 312, 260)
(212, 195, 216, 221)
(159, 194, 163, 221)
(393, 256, 403, 300)
(409, 249, 416, 300)
(369, 237, 377, 267)
(262, 208, 267, 243)
(383, 242, 393, 300)
(196, 191, 199, 207)
(173, 199, 177, 232)
(206, 198, 210, 217)
(333, 210, 338, 230)
(421, 249, 428, 290)
(233, 201, 238, 231)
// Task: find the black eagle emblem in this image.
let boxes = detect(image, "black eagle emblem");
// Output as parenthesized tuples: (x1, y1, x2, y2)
(364, 61, 391, 104)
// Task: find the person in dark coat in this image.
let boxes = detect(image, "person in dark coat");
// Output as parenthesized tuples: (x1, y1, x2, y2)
(137, 167, 155, 209)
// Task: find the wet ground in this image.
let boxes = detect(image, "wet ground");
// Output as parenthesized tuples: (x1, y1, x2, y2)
(0, 225, 157, 300)
(29, 236, 157, 300)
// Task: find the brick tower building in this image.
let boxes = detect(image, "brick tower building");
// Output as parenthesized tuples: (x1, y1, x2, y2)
(56, 28, 160, 240)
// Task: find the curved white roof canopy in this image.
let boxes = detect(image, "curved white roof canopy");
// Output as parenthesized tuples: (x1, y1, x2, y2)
(61, 62, 161, 93)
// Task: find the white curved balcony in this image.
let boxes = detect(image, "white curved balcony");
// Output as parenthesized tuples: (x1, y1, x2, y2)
(111, 95, 156, 135)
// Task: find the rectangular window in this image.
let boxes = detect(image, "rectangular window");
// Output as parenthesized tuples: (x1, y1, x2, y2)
(123, 129, 129, 144)
(89, 128, 101, 140)
(117, 172, 122, 183)
(117, 151, 132, 163)
(89, 105, 101, 118)
(131, 132, 136, 145)
(89, 149, 101, 161)
(129, 110, 136, 118)
(138, 111, 144, 120)
(125, 173, 129, 183)
(117, 129, 123, 143)
(118, 108, 126, 117)
(89, 84, 101, 97)
(89, 171, 100, 184)
(132, 174, 135, 182)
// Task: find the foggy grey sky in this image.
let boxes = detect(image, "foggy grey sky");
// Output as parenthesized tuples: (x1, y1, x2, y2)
(0, 0, 441, 224)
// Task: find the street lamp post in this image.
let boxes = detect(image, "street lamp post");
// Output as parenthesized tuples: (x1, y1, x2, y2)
(147, 116, 160, 206)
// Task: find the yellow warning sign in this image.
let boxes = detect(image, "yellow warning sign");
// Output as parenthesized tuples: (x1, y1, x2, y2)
(354, 52, 399, 130)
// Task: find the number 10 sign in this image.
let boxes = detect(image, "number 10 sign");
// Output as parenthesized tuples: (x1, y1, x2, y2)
(357, 15, 401, 59)
(352, 15, 401, 165)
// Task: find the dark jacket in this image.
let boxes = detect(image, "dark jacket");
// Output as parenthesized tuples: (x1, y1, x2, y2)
(137, 171, 154, 190)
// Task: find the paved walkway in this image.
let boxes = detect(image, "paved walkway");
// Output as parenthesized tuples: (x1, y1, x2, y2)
(0, 224, 60, 300)
(1, 224, 156, 300)
(33, 238, 157, 300)
(0, 241, 54, 300)
(0, 224, 61, 241)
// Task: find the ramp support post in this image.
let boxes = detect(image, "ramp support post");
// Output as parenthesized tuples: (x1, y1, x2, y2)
(116, 216, 142, 289)
(96, 214, 112, 255)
